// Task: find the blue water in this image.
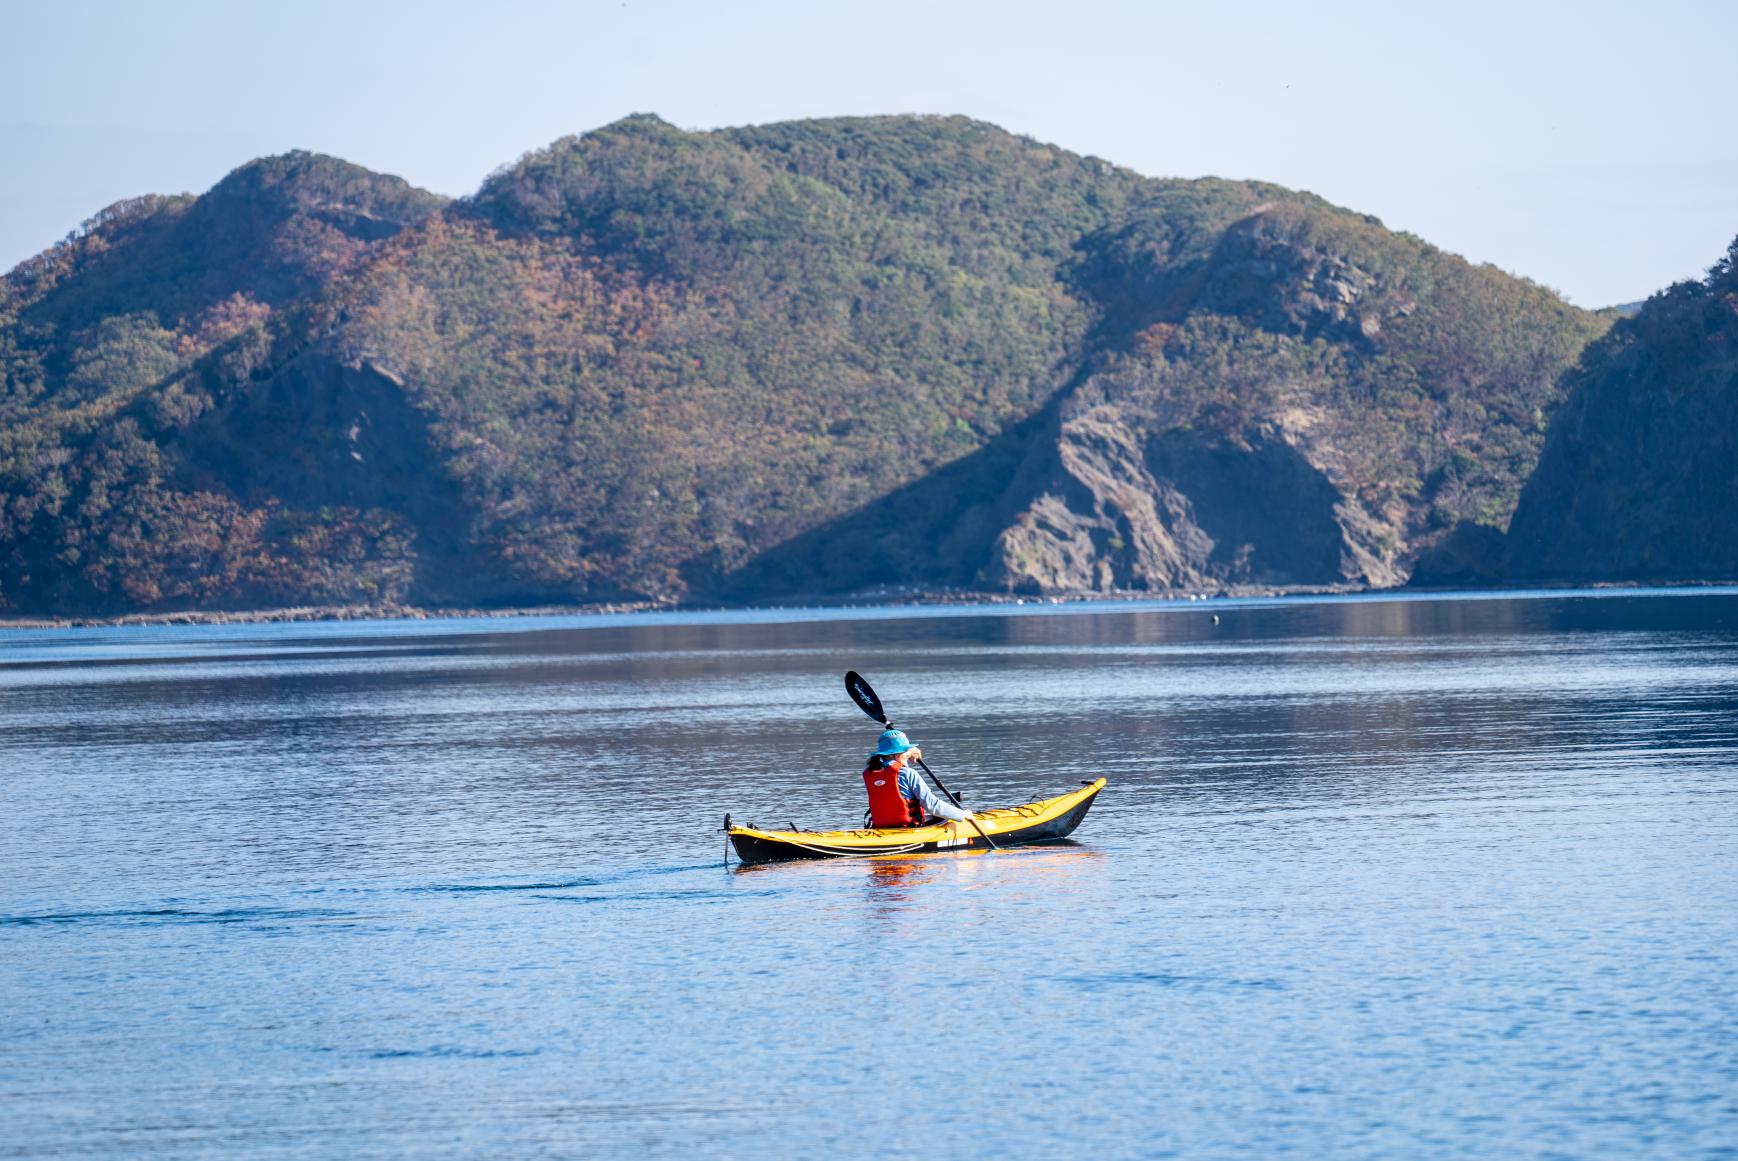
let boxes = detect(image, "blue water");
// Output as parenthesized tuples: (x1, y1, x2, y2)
(4, 591, 1737, 1158)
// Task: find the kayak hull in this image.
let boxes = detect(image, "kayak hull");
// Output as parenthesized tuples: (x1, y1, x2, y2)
(727, 778, 1106, 865)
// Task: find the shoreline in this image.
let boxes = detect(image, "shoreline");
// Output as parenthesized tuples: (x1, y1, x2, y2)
(3, 578, 1736, 631)
(0, 587, 1333, 630)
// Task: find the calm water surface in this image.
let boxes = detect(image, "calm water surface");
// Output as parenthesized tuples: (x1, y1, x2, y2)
(4, 591, 1737, 1158)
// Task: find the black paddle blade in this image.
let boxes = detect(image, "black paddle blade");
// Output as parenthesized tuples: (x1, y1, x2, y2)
(844, 671, 887, 725)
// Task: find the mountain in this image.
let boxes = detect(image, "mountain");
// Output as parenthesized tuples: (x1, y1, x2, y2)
(0, 153, 446, 612)
(1485, 238, 1738, 583)
(0, 116, 1609, 615)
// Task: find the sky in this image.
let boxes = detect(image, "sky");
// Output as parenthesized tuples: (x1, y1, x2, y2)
(2, 0, 1734, 308)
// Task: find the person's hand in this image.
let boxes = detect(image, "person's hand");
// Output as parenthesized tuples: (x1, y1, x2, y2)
(906, 746, 922, 762)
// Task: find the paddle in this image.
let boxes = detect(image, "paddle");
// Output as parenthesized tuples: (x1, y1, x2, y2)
(843, 670, 1000, 851)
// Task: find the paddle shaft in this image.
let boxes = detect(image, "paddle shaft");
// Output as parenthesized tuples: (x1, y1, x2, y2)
(907, 749, 1000, 851)
(844, 671, 1000, 851)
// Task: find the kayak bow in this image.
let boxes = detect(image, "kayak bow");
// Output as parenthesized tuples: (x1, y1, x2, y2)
(727, 778, 1106, 865)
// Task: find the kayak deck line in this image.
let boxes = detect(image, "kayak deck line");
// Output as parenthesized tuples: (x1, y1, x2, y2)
(727, 778, 1106, 865)
(763, 836, 930, 858)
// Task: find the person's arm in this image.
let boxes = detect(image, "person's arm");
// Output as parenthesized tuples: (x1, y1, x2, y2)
(899, 766, 972, 822)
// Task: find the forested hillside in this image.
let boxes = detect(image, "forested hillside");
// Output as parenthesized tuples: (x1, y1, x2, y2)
(0, 116, 1609, 615)
(1499, 238, 1738, 582)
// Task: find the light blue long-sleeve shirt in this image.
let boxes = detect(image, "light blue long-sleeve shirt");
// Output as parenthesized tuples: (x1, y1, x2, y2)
(895, 764, 972, 822)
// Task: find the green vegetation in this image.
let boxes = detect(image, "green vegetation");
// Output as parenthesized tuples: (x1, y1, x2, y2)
(0, 118, 1611, 614)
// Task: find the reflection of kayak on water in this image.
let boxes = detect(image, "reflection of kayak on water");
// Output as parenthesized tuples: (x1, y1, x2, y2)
(726, 778, 1107, 865)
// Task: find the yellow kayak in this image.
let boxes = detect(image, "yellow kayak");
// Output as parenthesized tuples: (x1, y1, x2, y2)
(727, 778, 1107, 865)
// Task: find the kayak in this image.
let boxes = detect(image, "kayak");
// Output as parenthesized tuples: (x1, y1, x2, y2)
(727, 778, 1107, 865)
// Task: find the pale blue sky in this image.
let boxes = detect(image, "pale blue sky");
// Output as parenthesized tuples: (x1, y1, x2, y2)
(3, 0, 1733, 306)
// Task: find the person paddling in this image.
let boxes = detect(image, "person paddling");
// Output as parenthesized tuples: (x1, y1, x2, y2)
(862, 728, 975, 828)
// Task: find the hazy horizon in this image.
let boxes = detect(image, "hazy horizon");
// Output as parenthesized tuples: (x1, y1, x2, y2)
(4, 0, 1735, 307)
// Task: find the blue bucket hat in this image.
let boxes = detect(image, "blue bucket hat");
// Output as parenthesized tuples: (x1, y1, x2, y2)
(873, 728, 913, 757)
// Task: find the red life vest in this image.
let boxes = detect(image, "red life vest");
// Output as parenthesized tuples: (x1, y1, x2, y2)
(863, 759, 923, 828)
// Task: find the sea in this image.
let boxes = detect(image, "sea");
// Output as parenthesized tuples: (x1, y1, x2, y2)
(3, 589, 1736, 1158)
